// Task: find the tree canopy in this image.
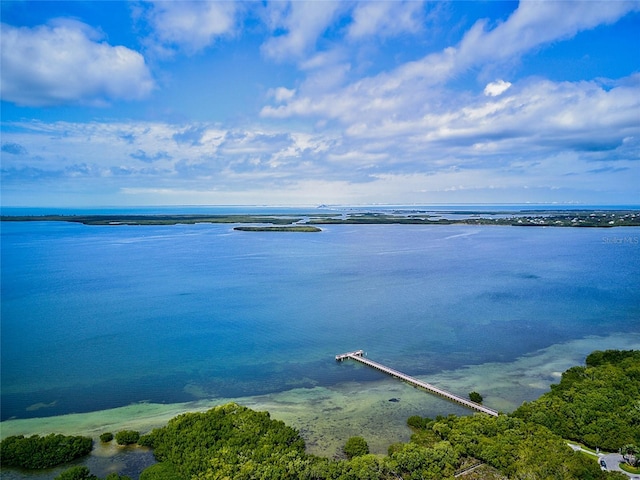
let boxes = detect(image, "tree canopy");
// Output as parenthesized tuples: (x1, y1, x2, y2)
(0, 434, 92, 469)
(513, 349, 640, 450)
(115, 430, 140, 446)
(138, 402, 306, 479)
(343, 436, 370, 459)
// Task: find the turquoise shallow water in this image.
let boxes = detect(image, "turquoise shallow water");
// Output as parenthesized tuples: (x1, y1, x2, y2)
(2, 219, 639, 422)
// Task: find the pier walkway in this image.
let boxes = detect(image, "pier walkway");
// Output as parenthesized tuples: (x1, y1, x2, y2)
(335, 350, 499, 416)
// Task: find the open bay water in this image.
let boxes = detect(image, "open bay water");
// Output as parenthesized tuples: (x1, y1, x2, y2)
(1, 217, 640, 473)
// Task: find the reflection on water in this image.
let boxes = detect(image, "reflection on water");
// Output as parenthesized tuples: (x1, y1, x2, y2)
(0, 443, 156, 480)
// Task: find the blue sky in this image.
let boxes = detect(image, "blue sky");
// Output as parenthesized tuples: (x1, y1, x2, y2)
(1, 1, 639, 207)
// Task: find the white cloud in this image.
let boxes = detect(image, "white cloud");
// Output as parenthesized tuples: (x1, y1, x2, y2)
(0, 20, 154, 107)
(3, 2, 639, 207)
(261, 1, 343, 61)
(261, 1, 640, 138)
(3, 109, 638, 206)
(347, 1, 425, 39)
(142, 1, 237, 55)
(364, 75, 639, 155)
(484, 80, 512, 97)
(270, 87, 296, 103)
(457, 1, 640, 67)
(261, 71, 640, 191)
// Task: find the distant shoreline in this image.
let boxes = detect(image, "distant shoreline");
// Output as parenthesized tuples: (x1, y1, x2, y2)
(2, 209, 639, 227)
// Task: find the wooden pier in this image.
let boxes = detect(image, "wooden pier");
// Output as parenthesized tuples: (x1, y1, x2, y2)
(335, 350, 499, 416)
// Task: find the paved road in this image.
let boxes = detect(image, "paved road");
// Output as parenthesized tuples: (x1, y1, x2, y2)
(568, 444, 639, 479)
(600, 453, 640, 479)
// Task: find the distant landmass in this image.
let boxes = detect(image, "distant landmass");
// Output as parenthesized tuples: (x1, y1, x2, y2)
(2, 209, 639, 228)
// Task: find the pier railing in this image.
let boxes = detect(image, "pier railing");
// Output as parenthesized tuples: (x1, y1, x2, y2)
(336, 350, 499, 416)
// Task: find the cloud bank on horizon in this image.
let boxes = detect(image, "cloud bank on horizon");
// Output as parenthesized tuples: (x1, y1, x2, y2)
(1, 1, 639, 207)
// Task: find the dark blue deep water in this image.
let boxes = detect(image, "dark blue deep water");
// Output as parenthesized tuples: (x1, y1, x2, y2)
(2, 219, 639, 421)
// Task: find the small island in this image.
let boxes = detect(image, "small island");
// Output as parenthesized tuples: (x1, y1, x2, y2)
(233, 225, 322, 232)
